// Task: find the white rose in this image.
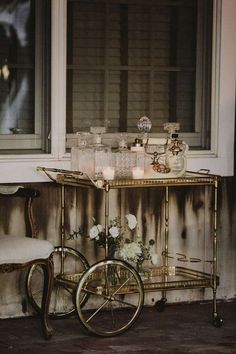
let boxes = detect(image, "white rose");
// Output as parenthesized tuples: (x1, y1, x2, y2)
(120, 242, 142, 261)
(125, 214, 137, 230)
(89, 225, 99, 240)
(97, 224, 104, 233)
(109, 226, 119, 238)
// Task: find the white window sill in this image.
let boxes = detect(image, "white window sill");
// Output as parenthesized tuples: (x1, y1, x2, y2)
(0, 150, 233, 183)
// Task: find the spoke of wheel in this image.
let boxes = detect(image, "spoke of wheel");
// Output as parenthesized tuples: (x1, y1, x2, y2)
(60, 283, 74, 296)
(110, 274, 134, 298)
(105, 266, 117, 328)
(80, 275, 114, 324)
(109, 301, 116, 328)
(104, 265, 111, 297)
(31, 288, 42, 298)
(52, 284, 60, 314)
(31, 269, 43, 298)
(112, 295, 137, 308)
(86, 298, 110, 323)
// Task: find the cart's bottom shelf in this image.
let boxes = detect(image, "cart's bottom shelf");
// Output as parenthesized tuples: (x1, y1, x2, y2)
(142, 266, 218, 292)
(57, 265, 218, 293)
(52, 262, 221, 336)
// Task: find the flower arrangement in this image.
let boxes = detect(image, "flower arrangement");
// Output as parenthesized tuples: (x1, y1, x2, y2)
(89, 214, 157, 268)
(89, 216, 123, 259)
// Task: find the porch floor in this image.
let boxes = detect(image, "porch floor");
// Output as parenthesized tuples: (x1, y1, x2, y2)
(0, 300, 236, 353)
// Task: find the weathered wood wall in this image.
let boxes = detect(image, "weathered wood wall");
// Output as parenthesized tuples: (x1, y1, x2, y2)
(0, 177, 235, 318)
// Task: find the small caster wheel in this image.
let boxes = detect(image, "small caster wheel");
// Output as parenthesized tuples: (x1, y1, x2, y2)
(155, 298, 167, 312)
(212, 315, 223, 328)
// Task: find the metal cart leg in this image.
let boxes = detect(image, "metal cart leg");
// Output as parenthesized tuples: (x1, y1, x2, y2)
(212, 178, 223, 327)
(155, 186, 168, 312)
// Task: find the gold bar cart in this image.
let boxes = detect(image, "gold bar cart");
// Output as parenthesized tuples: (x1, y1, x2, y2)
(26, 167, 223, 336)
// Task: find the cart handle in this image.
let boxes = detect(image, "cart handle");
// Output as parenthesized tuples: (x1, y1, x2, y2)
(36, 166, 100, 188)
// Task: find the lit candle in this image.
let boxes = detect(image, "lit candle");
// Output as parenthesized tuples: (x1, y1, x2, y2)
(102, 166, 115, 180)
(132, 166, 144, 179)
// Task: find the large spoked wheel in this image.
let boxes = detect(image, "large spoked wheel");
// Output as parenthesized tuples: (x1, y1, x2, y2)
(26, 246, 89, 319)
(75, 259, 144, 337)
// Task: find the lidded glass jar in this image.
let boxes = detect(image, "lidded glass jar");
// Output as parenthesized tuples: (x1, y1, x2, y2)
(166, 136, 186, 175)
(90, 126, 112, 179)
(115, 135, 136, 179)
(163, 122, 188, 176)
(115, 149, 136, 179)
(71, 132, 94, 178)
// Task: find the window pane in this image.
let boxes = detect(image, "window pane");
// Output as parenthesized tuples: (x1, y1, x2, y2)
(127, 71, 150, 131)
(67, 1, 106, 66)
(107, 71, 120, 131)
(0, 0, 51, 152)
(66, 0, 212, 149)
(153, 72, 170, 131)
(176, 3, 196, 67)
(128, 5, 151, 66)
(67, 70, 105, 132)
(10, 69, 35, 134)
(0, 0, 34, 134)
(176, 72, 195, 132)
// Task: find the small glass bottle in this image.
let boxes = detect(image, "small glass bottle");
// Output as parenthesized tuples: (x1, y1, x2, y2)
(167, 137, 186, 175)
(90, 127, 112, 179)
(115, 137, 136, 179)
(71, 132, 94, 178)
(164, 127, 188, 176)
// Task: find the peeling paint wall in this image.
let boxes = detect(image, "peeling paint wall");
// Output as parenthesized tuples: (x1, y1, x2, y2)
(0, 177, 235, 318)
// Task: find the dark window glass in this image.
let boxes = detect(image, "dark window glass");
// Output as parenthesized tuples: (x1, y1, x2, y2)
(0, 0, 51, 153)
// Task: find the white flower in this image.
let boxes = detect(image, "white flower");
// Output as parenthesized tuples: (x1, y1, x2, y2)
(119, 241, 142, 262)
(97, 224, 104, 233)
(89, 224, 103, 239)
(125, 214, 137, 230)
(109, 226, 119, 238)
(151, 253, 158, 265)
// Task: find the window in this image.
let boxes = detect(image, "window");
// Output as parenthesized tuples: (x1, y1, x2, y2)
(0, 0, 51, 153)
(66, 0, 213, 150)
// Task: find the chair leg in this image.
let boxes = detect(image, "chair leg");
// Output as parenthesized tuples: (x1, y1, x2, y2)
(41, 254, 54, 339)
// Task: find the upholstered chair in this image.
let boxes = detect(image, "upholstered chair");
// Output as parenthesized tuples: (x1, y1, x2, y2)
(0, 186, 54, 339)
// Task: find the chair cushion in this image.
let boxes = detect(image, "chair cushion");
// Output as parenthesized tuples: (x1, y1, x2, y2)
(0, 236, 54, 264)
(0, 185, 23, 195)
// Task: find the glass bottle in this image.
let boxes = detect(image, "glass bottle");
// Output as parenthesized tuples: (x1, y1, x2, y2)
(167, 138, 186, 174)
(71, 132, 94, 178)
(163, 122, 188, 176)
(90, 127, 112, 179)
(115, 137, 136, 179)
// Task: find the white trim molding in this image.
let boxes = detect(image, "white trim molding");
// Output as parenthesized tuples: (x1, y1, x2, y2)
(187, 0, 236, 175)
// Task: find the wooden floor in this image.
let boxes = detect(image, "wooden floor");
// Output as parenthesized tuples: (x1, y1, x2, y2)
(0, 301, 236, 354)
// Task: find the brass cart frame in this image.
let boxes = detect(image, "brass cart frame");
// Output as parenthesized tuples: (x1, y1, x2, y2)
(26, 167, 223, 336)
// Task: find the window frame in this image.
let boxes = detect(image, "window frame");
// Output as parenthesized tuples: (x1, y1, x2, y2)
(65, 0, 210, 149)
(0, 0, 50, 151)
(0, 0, 235, 183)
